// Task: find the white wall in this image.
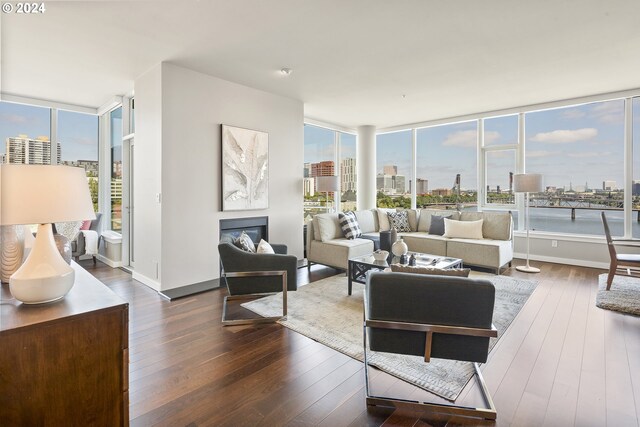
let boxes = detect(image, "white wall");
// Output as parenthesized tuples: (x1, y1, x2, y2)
(158, 63, 303, 291)
(132, 64, 163, 290)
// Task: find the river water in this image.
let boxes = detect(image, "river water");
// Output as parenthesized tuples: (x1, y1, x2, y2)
(506, 207, 630, 237)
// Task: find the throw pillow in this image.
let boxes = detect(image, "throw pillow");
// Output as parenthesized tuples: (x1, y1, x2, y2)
(376, 208, 395, 231)
(80, 220, 92, 231)
(387, 211, 412, 232)
(428, 214, 451, 236)
(338, 211, 362, 239)
(234, 231, 256, 253)
(256, 239, 275, 254)
(443, 218, 484, 239)
(390, 263, 471, 277)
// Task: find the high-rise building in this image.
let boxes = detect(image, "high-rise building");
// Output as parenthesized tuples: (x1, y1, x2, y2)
(376, 174, 394, 193)
(0, 153, 5, 164)
(340, 157, 356, 192)
(303, 177, 315, 196)
(432, 188, 453, 196)
(416, 178, 429, 195)
(393, 175, 406, 193)
(633, 180, 640, 196)
(603, 180, 617, 191)
(303, 162, 311, 178)
(309, 160, 335, 193)
(377, 173, 406, 194)
(383, 165, 397, 176)
(6, 135, 61, 165)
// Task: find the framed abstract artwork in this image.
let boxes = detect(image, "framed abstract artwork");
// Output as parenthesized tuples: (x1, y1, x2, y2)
(221, 124, 269, 211)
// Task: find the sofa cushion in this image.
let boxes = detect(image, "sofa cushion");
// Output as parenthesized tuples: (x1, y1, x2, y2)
(387, 210, 412, 232)
(338, 211, 362, 239)
(360, 233, 381, 251)
(401, 232, 448, 256)
(417, 209, 460, 232)
(446, 238, 514, 269)
(428, 214, 452, 236)
(444, 218, 484, 239)
(396, 208, 419, 231)
(310, 238, 374, 270)
(377, 208, 395, 231)
(390, 263, 471, 277)
(460, 211, 512, 241)
(316, 213, 343, 242)
(355, 209, 379, 233)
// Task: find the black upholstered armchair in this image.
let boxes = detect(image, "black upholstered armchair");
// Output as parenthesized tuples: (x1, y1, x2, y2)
(218, 242, 297, 325)
(364, 271, 498, 420)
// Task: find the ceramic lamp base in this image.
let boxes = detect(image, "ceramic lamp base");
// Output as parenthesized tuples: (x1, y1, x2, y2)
(516, 265, 540, 273)
(9, 223, 75, 304)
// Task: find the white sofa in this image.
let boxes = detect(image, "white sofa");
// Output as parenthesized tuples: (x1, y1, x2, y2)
(306, 208, 513, 274)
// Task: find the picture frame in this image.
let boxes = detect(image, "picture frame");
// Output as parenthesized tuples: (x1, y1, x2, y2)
(221, 124, 269, 211)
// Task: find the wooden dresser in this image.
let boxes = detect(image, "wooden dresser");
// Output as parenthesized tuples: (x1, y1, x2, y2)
(0, 262, 129, 426)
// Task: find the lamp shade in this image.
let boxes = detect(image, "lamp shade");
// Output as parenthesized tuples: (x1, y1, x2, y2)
(316, 175, 339, 192)
(513, 173, 543, 193)
(1, 165, 96, 225)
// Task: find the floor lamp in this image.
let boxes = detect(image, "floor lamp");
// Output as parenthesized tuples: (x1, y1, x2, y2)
(514, 173, 543, 273)
(316, 176, 340, 213)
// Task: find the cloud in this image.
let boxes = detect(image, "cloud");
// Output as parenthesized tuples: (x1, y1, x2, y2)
(590, 102, 624, 124)
(442, 130, 476, 147)
(0, 113, 28, 124)
(442, 130, 499, 147)
(567, 151, 611, 158)
(527, 150, 554, 158)
(530, 128, 597, 143)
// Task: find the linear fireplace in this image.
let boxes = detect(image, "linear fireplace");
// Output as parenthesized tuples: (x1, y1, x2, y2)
(219, 216, 269, 245)
(219, 216, 269, 282)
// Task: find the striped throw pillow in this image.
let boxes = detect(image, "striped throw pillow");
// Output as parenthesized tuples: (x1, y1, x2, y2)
(338, 211, 362, 239)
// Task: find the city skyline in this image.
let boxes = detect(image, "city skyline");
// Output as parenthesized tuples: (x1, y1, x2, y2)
(0, 101, 98, 163)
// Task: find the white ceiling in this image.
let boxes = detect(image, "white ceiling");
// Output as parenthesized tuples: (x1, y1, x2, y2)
(2, 0, 640, 129)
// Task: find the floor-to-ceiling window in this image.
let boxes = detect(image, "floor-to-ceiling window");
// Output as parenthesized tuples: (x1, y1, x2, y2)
(483, 115, 518, 206)
(303, 124, 357, 220)
(416, 121, 477, 209)
(0, 101, 52, 165)
(110, 107, 123, 232)
(58, 110, 99, 212)
(339, 132, 357, 212)
(525, 100, 624, 236)
(633, 97, 640, 238)
(376, 130, 412, 208)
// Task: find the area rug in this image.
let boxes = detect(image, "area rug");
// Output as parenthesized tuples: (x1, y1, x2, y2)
(596, 274, 640, 316)
(242, 273, 537, 401)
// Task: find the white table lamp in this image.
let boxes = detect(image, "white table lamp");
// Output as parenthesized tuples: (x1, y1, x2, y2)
(514, 173, 543, 273)
(1, 165, 95, 304)
(316, 176, 340, 213)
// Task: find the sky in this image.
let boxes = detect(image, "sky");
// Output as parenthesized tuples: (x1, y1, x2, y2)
(306, 99, 640, 192)
(0, 101, 98, 162)
(303, 124, 355, 164)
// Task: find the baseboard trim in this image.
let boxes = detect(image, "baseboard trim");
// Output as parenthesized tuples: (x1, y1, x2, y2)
(514, 253, 609, 270)
(159, 279, 222, 301)
(132, 271, 161, 291)
(95, 254, 122, 268)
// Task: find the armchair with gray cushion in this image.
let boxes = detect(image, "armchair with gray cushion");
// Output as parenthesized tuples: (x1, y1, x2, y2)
(218, 240, 297, 325)
(364, 271, 498, 420)
(72, 212, 102, 264)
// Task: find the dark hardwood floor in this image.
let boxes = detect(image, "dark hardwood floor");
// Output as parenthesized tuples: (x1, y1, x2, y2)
(81, 259, 640, 426)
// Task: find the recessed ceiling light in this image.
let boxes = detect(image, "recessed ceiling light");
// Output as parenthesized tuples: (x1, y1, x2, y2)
(280, 68, 293, 76)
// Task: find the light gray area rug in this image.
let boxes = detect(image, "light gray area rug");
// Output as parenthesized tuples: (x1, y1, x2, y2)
(596, 274, 640, 316)
(242, 273, 537, 401)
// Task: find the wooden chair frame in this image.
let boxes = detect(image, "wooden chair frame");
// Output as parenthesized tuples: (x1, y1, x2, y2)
(601, 212, 640, 290)
(363, 301, 498, 420)
(221, 270, 287, 326)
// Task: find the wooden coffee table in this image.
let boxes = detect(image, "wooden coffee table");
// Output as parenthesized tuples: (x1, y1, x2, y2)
(347, 252, 463, 295)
